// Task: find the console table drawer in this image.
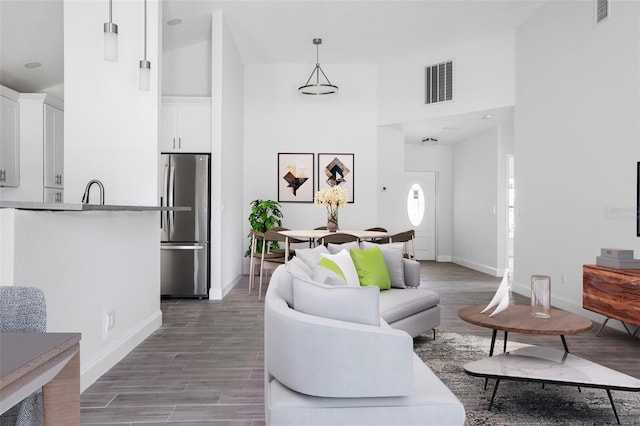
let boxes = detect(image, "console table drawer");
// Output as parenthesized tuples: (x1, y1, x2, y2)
(583, 265, 640, 327)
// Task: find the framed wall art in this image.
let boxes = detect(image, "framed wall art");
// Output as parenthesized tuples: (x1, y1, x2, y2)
(277, 153, 315, 203)
(318, 153, 354, 203)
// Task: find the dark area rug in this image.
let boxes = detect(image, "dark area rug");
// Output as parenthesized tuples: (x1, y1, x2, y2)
(414, 332, 640, 425)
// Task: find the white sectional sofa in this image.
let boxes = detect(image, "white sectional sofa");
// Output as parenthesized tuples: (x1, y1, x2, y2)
(263, 249, 465, 426)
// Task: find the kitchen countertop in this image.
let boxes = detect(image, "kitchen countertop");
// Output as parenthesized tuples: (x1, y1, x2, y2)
(0, 201, 191, 212)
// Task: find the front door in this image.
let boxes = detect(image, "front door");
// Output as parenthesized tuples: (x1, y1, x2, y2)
(403, 172, 437, 261)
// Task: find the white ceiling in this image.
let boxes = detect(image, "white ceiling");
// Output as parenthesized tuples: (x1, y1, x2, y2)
(0, 0, 544, 143)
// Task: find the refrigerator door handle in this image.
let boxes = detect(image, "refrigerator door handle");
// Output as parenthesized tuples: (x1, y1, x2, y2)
(161, 245, 205, 250)
(162, 162, 170, 232)
(168, 164, 176, 238)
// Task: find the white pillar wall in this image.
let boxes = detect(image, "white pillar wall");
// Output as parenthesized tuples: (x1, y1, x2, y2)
(64, 0, 160, 206)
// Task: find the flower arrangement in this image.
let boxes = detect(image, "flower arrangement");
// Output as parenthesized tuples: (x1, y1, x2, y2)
(315, 186, 349, 231)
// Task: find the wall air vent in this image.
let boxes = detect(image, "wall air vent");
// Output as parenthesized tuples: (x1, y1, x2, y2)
(425, 60, 453, 105)
(595, 0, 609, 24)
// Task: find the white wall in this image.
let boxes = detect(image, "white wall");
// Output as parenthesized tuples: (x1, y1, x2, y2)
(4, 209, 161, 391)
(243, 62, 378, 263)
(64, 0, 159, 206)
(211, 11, 245, 299)
(39, 0, 163, 389)
(163, 39, 212, 96)
(377, 31, 516, 127)
(452, 128, 499, 274)
(377, 125, 406, 231)
(514, 1, 640, 318)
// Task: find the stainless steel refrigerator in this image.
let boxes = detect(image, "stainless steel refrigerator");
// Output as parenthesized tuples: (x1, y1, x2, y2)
(160, 153, 210, 298)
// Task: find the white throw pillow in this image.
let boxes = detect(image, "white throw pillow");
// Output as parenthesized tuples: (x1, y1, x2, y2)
(312, 264, 347, 287)
(292, 276, 380, 326)
(294, 245, 330, 269)
(361, 241, 406, 288)
(327, 241, 360, 254)
(320, 250, 360, 287)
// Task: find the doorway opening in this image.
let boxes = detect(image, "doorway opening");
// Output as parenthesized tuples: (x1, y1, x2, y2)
(507, 155, 514, 271)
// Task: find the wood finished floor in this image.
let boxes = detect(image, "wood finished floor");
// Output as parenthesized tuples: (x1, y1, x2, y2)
(80, 262, 640, 425)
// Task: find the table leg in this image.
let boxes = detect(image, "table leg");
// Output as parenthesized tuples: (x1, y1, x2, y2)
(606, 389, 621, 425)
(489, 329, 497, 357)
(484, 329, 499, 390)
(503, 331, 508, 353)
(561, 335, 569, 353)
(488, 379, 501, 411)
(42, 349, 80, 425)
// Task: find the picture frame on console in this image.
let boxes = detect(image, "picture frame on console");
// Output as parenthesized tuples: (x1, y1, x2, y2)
(277, 153, 315, 203)
(318, 153, 355, 203)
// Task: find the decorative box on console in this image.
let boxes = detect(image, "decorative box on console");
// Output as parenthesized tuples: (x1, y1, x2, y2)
(601, 248, 634, 259)
(596, 248, 640, 269)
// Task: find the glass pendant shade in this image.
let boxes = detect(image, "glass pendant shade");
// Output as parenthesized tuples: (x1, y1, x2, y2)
(139, 60, 151, 91)
(104, 23, 118, 61)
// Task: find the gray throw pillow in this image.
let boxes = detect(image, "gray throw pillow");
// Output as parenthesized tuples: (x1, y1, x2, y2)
(294, 245, 330, 269)
(327, 241, 360, 254)
(292, 276, 380, 326)
(361, 241, 406, 288)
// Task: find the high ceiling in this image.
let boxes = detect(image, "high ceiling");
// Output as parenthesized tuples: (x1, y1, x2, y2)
(0, 0, 545, 143)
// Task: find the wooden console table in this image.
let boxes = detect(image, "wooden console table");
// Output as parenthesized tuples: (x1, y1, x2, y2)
(583, 264, 640, 336)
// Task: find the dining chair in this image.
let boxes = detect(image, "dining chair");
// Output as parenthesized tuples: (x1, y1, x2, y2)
(388, 229, 416, 259)
(0, 286, 46, 426)
(319, 232, 359, 246)
(248, 230, 265, 297)
(257, 229, 292, 301)
(364, 226, 388, 243)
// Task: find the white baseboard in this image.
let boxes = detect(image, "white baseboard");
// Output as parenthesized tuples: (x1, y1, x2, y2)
(222, 274, 242, 298)
(436, 255, 452, 262)
(452, 257, 499, 277)
(80, 310, 162, 392)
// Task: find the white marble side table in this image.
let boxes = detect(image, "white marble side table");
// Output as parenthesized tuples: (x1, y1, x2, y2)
(464, 345, 640, 424)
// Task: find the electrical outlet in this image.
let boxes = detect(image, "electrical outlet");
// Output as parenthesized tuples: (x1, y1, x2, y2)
(106, 309, 116, 332)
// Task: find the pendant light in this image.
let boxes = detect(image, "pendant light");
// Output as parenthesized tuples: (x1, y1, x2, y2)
(139, 0, 150, 91)
(104, 0, 118, 61)
(298, 38, 338, 96)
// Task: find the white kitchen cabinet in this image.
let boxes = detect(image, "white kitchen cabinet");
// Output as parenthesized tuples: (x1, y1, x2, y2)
(44, 104, 64, 189)
(160, 97, 211, 153)
(43, 187, 64, 204)
(0, 87, 20, 187)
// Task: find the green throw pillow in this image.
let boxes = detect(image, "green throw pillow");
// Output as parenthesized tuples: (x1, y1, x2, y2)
(318, 257, 347, 282)
(349, 246, 391, 290)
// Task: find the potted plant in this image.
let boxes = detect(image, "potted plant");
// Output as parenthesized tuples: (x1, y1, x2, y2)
(245, 199, 283, 257)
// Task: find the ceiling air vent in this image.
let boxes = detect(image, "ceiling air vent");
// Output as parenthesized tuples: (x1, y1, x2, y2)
(425, 60, 453, 105)
(595, 0, 609, 24)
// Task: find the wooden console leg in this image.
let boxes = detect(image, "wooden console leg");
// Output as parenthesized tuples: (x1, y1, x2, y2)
(595, 317, 610, 336)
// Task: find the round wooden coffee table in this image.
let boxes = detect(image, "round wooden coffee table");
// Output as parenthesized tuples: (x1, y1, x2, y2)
(458, 304, 593, 355)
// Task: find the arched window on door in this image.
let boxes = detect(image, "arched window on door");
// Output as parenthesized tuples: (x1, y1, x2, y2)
(407, 183, 425, 226)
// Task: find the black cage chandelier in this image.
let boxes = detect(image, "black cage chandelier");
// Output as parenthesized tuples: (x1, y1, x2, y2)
(298, 38, 338, 96)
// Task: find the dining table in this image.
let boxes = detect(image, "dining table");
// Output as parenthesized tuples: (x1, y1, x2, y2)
(278, 229, 388, 259)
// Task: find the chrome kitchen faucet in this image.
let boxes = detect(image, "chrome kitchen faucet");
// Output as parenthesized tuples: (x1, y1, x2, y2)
(82, 179, 105, 205)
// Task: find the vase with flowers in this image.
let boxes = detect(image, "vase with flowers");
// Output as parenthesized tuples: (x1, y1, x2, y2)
(315, 186, 349, 232)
